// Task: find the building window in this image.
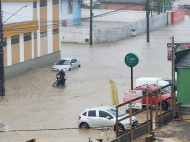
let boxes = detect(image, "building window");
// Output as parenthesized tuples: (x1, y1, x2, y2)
(24, 35, 31, 41)
(40, 1, 47, 7)
(34, 34, 37, 39)
(33, 2, 37, 8)
(53, 29, 59, 34)
(40, 32, 47, 37)
(53, 0, 59, 5)
(11, 38, 19, 45)
(68, 0, 73, 14)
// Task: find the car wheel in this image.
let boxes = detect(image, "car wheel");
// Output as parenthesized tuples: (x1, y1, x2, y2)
(69, 68, 71, 71)
(114, 123, 125, 131)
(162, 101, 169, 111)
(79, 122, 89, 129)
(78, 64, 80, 68)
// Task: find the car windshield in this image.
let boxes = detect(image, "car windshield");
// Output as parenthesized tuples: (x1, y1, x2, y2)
(56, 60, 70, 65)
(106, 108, 125, 117)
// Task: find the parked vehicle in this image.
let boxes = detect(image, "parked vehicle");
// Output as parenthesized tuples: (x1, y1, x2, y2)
(135, 77, 171, 93)
(164, 77, 177, 91)
(133, 84, 172, 111)
(78, 106, 138, 131)
(51, 58, 80, 72)
(52, 75, 66, 87)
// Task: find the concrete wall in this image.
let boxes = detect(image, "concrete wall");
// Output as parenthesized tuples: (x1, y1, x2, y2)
(62, 13, 169, 43)
(61, 27, 89, 43)
(94, 13, 168, 43)
(110, 122, 151, 142)
(158, 111, 172, 127)
(5, 51, 60, 78)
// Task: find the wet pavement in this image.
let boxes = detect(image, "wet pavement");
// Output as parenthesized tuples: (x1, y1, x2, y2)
(0, 16, 190, 142)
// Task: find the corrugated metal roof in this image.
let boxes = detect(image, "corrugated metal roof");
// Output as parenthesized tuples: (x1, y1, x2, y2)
(176, 50, 190, 68)
(97, 0, 145, 4)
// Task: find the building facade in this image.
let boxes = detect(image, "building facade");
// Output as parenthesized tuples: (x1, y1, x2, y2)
(2, 0, 61, 76)
(97, 0, 145, 11)
(60, 0, 81, 26)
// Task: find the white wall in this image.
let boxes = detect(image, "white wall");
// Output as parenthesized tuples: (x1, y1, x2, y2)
(2, 2, 33, 25)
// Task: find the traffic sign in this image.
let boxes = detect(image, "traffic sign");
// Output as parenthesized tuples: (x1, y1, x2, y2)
(124, 53, 139, 67)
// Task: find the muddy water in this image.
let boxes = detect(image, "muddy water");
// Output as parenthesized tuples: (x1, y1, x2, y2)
(0, 16, 190, 142)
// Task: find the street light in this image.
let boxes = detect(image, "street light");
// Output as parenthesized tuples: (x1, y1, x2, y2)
(0, 3, 27, 96)
(3, 4, 28, 24)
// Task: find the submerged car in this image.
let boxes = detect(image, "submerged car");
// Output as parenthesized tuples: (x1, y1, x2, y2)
(78, 106, 138, 131)
(51, 58, 80, 72)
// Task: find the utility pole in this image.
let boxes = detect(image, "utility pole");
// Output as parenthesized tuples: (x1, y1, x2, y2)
(158, 0, 160, 15)
(172, 36, 176, 118)
(146, 0, 150, 42)
(90, 0, 93, 45)
(0, 0, 5, 96)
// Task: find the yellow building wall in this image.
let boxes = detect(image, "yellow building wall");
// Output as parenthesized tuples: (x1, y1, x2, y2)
(12, 43, 20, 65)
(24, 40, 32, 61)
(40, 36, 48, 56)
(53, 33, 59, 52)
(53, 3, 59, 30)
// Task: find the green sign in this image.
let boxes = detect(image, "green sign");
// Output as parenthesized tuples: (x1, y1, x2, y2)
(124, 53, 139, 67)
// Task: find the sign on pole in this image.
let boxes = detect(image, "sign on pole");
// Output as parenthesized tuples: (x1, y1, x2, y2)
(123, 90, 142, 109)
(124, 53, 139, 90)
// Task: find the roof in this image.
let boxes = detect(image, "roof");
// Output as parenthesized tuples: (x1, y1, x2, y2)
(176, 49, 190, 69)
(134, 84, 161, 91)
(97, 0, 145, 4)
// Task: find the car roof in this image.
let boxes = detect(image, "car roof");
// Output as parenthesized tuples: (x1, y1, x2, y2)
(134, 84, 161, 90)
(84, 106, 114, 111)
(60, 58, 74, 60)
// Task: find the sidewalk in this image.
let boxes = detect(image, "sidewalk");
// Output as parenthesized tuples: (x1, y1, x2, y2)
(134, 114, 190, 142)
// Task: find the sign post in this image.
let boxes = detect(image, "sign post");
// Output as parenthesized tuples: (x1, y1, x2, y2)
(124, 53, 139, 90)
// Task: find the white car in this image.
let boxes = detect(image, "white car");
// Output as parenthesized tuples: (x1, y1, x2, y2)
(51, 58, 80, 72)
(78, 106, 138, 131)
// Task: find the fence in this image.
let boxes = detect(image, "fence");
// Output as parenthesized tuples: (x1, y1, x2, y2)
(110, 84, 174, 142)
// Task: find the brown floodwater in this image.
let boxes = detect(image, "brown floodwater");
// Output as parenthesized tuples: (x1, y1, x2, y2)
(0, 16, 190, 142)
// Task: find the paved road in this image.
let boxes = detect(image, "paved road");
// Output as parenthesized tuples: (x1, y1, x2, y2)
(0, 16, 189, 142)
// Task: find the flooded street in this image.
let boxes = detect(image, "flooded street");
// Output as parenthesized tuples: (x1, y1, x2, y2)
(0, 16, 190, 142)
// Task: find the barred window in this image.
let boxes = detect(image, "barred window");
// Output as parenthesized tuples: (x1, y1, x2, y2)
(11, 38, 19, 45)
(40, 32, 47, 37)
(34, 34, 37, 39)
(68, 0, 73, 14)
(53, 29, 59, 34)
(33, 2, 37, 8)
(53, 0, 59, 5)
(40, 1, 47, 7)
(24, 35, 31, 41)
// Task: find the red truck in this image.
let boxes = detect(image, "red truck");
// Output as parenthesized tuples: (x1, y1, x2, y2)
(133, 84, 171, 111)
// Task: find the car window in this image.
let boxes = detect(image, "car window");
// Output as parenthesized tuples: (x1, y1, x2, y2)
(88, 110, 96, 117)
(145, 89, 152, 94)
(106, 108, 125, 117)
(99, 110, 113, 118)
(135, 89, 146, 95)
(73, 59, 77, 63)
(70, 59, 75, 64)
(56, 60, 70, 65)
(82, 111, 87, 116)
